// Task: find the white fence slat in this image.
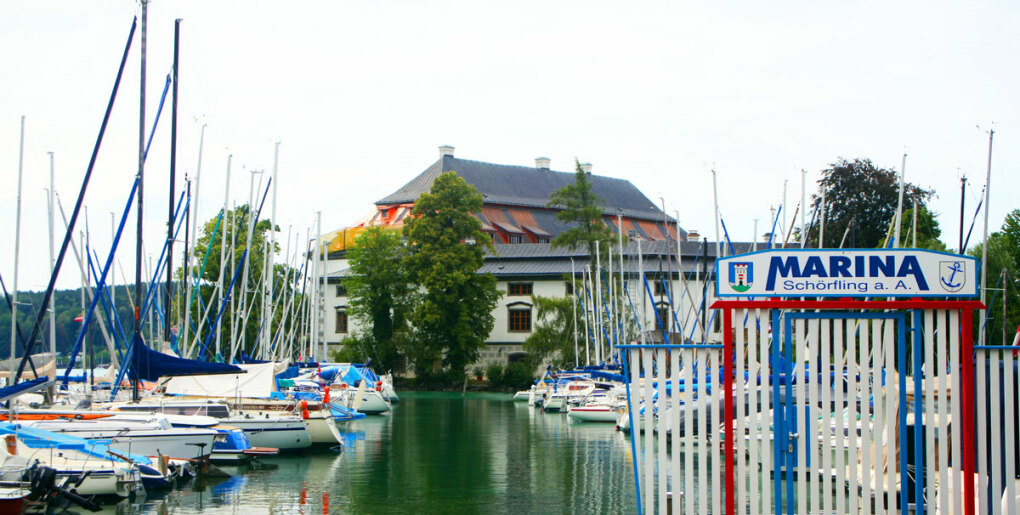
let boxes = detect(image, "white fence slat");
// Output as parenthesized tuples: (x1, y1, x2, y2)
(821, 318, 833, 515)
(670, 348, 680, 515)
(698, 349, 708, 515)
(883, 318, 896, 514)
(796, 317, 808, 515)
(747, 309, 759, 515)
(1005, 350, 1017, 515)
(950, 310, 962, 515)
(937, 310, 949, 515)
(861, 318, 873, 515)
(807, 318, 820, 515)
(872, 318, 885, 515)
(684, 347, 694, 515)
(991, 348, 1003, 515)
(736, 310, 747, 514)
(760, 309, 772, 514)
(849, 318, 860, 515)
(924, 310, 936, 510)
(628, 347, 644, 513)
(657, 349, 668, 515)
(835, 318, 847, 514)
(711, 348, 722, 515)
(979, 346, 987, 511)
(642, 349, 655, 514)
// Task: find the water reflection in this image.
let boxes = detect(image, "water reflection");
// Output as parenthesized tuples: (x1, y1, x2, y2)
(94, 392, 636, 514)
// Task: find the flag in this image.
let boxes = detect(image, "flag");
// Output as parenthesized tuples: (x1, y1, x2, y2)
(74, 314, 84, 322)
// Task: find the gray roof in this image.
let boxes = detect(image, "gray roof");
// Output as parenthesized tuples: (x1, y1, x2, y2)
(376, 156, 675, 222)
(478, 241, 759, 277)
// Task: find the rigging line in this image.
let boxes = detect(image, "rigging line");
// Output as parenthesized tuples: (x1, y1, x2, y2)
(0, 272, 38, 377)
(61, 178, 139, 387)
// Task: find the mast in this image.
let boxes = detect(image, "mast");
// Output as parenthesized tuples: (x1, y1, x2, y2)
(183, 123, 206, 353)
(979, 129, 994, 346)
(819, 186, 827, 248)
(571, 258, 578, 368)
(132, 0, 148, 402)
(10, 116, 25, 383)
(894, 153, 907, 248)
(47, 151, 56, 395)
(959, 175, 967, 254)
(165, 18, 180, 345)
(216, 155, 231, 359)
(267, 142, 280, 359)
(800, 169, 807, 248)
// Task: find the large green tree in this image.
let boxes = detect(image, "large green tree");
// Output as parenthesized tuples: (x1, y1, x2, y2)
(880, 205, 947, 251)
(174, 205, 296, 362)
(403, 172, 501, 381)
(807, 158, 934, 248)
(547, 160, 614, 261)
(342, 226, 415, 372)
(522, 295, 581, 369)
(969, 209, 1020, 346)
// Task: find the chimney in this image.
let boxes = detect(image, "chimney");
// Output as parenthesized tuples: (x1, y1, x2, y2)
(580, 162, 593, 174)
(535, 157, 551, 169)
(687, 230, 700, 242)
(439, 145, 455, 158)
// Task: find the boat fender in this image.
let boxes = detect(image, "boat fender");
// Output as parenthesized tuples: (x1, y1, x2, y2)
(323, 386, 331, 405)
(375, 381, 382, 392)
(4, 434, 16, 455)
(300, 400, 310, 420)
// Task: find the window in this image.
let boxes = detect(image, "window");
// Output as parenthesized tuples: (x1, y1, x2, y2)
(508, 282, 533, 296)
(536, 237, 549, 243)
(335, 310, 348, 334)
(508, 234, 523, 244)
(335, 284, 347, 297)
(654, 279, 669, 296)
(565, 281, 575, 296)
(508, 306, 532, 332)
(655, 305, 671, 333)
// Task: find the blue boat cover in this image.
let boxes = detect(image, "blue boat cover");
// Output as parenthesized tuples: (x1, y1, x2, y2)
(0, 377, 51, 403)
(128, 338, 243, 381)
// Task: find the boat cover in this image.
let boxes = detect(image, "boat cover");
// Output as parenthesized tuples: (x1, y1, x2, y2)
(165, 362, 276, 398)
(128, 338, 243, 381)
(0, 377, 52, 403)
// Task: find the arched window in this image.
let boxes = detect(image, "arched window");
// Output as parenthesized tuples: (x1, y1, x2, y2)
(507, 302, 532, 333)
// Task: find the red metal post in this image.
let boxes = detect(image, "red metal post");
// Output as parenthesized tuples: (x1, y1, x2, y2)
(723, 307, 735, 515)
(961, 308, 976, 515)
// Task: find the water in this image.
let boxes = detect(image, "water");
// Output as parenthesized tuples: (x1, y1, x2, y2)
(95, 392, 637, 514)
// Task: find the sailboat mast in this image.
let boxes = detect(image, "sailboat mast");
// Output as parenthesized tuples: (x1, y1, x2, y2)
(267, 142, 280, 358)
(216, 155, 231, 359)
(165, 18, 180, 344)
(10, 116, 25, 383)
(979, 129, 994, 346)
(894, 153, 907, 248)
(183, 123, 205, 353)
(47, 151, 56, 397)
(132, 0, 148, 402)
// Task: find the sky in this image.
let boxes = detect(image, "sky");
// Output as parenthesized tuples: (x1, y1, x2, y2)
(1, 1, 1018, 292)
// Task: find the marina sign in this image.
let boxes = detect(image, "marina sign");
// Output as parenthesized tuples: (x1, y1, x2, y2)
(715, 249, 979, 298)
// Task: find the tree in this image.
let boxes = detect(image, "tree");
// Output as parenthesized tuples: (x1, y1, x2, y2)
(879, 205, 947, 251)
(174, 205, 296, 361)
(969, 231, 1020, 346)
(547, 160, 614, 261)
(343, 226, 415, 373)
(522, 296, 580, 369)
(403, 172, 501, 382)
(1001, 209, 1020, 267)
(807, 158, 934, 248)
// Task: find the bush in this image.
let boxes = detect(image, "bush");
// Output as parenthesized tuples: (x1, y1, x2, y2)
(501, 361, 537, 391)
(485, 363, 503, 385)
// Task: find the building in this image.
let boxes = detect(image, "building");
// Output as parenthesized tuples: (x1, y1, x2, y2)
(317, 147, 746, 368)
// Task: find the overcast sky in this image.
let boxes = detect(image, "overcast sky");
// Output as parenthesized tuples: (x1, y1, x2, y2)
(2, 1, 1017, 291)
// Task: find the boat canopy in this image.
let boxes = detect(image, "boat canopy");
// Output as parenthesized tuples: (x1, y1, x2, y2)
(128, 338, 243, 381)
(0, 376, 52, 403)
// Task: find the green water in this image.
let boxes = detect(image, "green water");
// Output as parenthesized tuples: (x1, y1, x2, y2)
(98, 392, 637, 514)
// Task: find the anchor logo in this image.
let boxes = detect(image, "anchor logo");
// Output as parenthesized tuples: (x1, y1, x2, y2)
(939, 261, 966, 293)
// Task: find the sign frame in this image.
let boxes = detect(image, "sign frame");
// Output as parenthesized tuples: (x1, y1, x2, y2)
(714, 248, 980, 298)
